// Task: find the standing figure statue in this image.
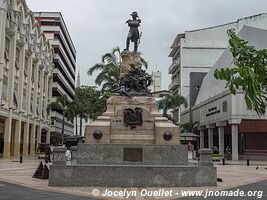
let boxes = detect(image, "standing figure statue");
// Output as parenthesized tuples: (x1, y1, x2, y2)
(125, 11, 141, 52)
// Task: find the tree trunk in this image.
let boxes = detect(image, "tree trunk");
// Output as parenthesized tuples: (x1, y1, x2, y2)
(75, 115, 78, 136)
(61, 110, 65, 145)
(79, 116, 83, 136)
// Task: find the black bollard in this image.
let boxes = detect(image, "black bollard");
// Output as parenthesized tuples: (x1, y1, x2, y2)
(222, 158, 225, 166)
(20, 154, 23, 163)
(247, 159, 250, 166)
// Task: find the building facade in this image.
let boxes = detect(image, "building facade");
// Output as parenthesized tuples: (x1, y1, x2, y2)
(34, 12, 76, 145)
(181, 26, 267, 160)
(0, 0, 54, 158)
(169, 13, 267, 123)
(149, 71, 161, 93)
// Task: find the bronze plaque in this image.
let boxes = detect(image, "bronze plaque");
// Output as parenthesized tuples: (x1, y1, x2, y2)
(123, 148, 143, 162)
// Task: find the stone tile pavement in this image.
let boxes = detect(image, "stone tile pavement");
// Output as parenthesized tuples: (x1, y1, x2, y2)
(0, 158, 266, 200)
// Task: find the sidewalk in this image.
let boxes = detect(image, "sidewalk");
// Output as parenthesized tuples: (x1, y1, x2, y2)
(0, 158, 266, 200)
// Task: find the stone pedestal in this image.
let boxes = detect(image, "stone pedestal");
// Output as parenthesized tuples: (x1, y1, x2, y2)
(49, 50, 217, 187)
(119, 51, 143, 79)
(53, 147, 66, 165)
(198, 148, 214, 166)
(85, 96, 180, 145)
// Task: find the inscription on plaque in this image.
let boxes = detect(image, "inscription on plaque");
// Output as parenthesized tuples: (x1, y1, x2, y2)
(123, 148, 143, 162)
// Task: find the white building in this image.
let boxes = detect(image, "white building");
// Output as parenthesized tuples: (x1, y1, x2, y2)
(169, 13, 267, 123)
(34, 12, 77, 145)
(0, 0, 54, 158)
(181, 26, 267, 160)
(149, 71, 161, 93)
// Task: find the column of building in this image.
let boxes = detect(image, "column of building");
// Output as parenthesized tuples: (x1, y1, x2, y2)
(0, 7, 7, 103)
(216, 121, 227, 155)
(13, 41, 26, 158)
(31, 57, 40, 154)
(23, 44, 34, 157)
(3, 16, 17, 158)
(198, 127, 205, 149)
(206, 124, 215, 149)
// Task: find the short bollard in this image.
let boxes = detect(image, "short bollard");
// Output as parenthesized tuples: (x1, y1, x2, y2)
(222, 158, 225, 166)
(247, 159, 250, 166)
(198, 149, 214, 166)
(70, 146, 77, 160)
(52, 147, 67, 165)
(20, 154, 23, 163)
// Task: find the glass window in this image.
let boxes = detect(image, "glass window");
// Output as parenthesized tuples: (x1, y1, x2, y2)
(31, 65, 35, 82)
(4, 38, 10, 62)
(22, 88, 27, 109)
(15, 48, 20, 69)
(30, 94, 33, 112)
(2, 76, 8, 100)
(24, 57, 28, 75)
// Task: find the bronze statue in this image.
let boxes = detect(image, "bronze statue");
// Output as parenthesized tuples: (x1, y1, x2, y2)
(125, 11, 141, 52)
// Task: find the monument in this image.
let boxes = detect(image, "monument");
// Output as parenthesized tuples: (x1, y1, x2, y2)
(49, 12, 217, 187)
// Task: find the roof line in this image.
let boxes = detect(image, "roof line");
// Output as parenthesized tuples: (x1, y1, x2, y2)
(187, 13, 267, 33)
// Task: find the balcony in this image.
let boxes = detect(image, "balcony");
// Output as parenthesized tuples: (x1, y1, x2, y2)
(16, 32, 27, 47)
(168, 79, 180, 92)
(5, 21, 16, 35)
(168, 57, 180, 74)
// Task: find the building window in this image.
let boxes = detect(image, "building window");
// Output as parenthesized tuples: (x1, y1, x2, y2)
(2, 76, 8, 100)
(31, 65, 35, 82)
(30, 94, 33, 112)
(15, 48, 20, 69)
(4, 38, 10, 62)
(24, 57, 28, 76)
(22, 88, 27, 110)
(13, 82, 18, 108)
(36, 97, 39, 115)
(38, 71, 41, 87)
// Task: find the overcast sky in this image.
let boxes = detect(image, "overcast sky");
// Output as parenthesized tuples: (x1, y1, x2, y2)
(26, 0, 267, 89)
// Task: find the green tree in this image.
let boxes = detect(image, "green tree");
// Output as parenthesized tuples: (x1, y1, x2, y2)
(68, 86, 111, 136)
(181, 121, 199, 132)
(47, 95, 72, 145)
(66, 99, 81, 136)
(88, 47, 148, 91)
(214, 29, 267, 115)
(87, 47, 121, 91)
(158, 95, 188, 121)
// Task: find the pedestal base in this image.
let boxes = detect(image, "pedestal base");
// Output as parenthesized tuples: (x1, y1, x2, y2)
(49, 164, 217, 187)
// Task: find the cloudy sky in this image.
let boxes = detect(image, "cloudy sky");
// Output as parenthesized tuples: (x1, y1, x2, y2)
(26, 0, 267, 89)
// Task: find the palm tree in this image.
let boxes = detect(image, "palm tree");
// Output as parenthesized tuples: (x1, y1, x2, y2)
(66, 100, 79, 136)
(47, 95, 72, 145)
(158, 94, 188, 120)
(88, 47, 148, 91)
(181, 121, 199, 132)
(88, 47, 121, 91)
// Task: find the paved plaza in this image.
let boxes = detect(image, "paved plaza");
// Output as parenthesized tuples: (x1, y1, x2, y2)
(0, 158, 266, 199)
